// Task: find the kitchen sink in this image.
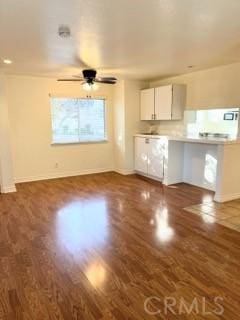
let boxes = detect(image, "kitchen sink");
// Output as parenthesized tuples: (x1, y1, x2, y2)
(140, 132, 160, 135)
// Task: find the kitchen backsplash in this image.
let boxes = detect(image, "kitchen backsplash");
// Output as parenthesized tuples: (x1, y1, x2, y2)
(147, 120, 185, 135)
(145, 108, 239, 137)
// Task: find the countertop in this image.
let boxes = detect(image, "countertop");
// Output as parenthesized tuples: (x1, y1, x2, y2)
(134, 134, 240, 145)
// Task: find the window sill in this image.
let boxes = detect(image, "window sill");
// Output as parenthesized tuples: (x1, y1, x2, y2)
(51, 140, 108, 146)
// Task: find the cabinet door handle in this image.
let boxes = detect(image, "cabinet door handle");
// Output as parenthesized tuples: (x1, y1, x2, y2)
(145, 138, 149, 144)
(151, 114, 154, 120)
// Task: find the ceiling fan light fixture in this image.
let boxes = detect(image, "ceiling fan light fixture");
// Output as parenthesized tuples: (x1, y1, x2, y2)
(3, 59, 12, 64)
(83, 82, 92, 91)
(82, 82, 99, 91)
(92, 82, 99, 91)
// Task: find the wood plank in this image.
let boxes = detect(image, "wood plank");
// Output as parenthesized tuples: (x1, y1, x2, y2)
(0, 172, 239, 319)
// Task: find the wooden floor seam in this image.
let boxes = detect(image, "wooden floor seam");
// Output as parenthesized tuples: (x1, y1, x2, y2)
(0, 172, 239, 319)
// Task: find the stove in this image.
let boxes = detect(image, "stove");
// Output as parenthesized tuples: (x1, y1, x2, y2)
(199, 132, 230, 139)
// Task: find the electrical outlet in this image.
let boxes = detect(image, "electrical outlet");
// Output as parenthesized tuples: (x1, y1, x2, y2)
(54, 162, 59, 168)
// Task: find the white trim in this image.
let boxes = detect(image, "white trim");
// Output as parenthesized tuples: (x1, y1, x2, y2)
(135, 171, 163, 182)
(134, 171, 149, 178)
(182, 179, 215, 192)
(237, 107, 240, 138)
(51, 140, 108, 146)
(14, 168, 114, 183)
(214, 192, 240, 203)
(114, 169, 135, 175)
(163, 178, 183, 185)
(1, 185, 17, 193)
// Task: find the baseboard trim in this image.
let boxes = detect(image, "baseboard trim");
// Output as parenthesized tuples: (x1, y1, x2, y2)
(182, 179, 215, 192)
(214, 192, 240, 203)
(114, 169, 135, 175)
(15, 168, 114, 183)
(1, 185, 17, 193)
(14, 168, 146, 184)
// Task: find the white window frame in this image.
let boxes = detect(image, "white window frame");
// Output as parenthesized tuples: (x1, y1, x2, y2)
(50, 95, 108, 145)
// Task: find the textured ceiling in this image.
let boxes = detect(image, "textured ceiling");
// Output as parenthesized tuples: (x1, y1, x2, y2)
(1, 0, 240, 79)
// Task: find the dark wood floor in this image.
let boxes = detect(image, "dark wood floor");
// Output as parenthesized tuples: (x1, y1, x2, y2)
(0, 172, 240, 319)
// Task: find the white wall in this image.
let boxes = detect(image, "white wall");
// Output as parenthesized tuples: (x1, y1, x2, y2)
(0, 74, 16, 192)
(4, 62, 240, 187)
(148, 62, 240, 135)
(150, 62, 240, 109)
(6, 75, 115, 182)
(113, 80, 147, 174)
(113, 81, 125, 172)
(215, 144, 240, 201)
(124, 80, 148, 171)
(1, 75, 147, 185)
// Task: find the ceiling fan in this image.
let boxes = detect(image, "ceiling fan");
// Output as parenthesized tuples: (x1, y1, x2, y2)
(58, 69, 117, 91)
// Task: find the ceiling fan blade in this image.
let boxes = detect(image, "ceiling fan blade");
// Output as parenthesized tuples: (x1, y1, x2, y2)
(57, 79, 83, 81)
(96, 77, 117, 81)
(95, 79, 116, 84)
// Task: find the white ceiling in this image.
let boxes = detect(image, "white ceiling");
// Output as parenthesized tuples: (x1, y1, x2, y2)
(1, 0, 240, 80)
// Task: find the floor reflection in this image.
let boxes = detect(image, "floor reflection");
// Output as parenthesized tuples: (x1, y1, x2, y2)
(56, 197, 108, 255)
(141, 191, 150, 200)
(202, 194, 213, 204)
(152, 207, 175, 243)
(201, 214, 216, 224)
(85, 261, 107, 289)
(204, 154, 217, 189)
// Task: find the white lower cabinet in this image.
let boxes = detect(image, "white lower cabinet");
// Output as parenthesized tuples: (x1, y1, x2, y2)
(148, 138, 164, 179)
(134, 137, 164, 180)
(135, 136, 148, 173)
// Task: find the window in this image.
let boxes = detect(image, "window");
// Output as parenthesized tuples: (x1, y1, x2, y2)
(50, 97, 106, 144)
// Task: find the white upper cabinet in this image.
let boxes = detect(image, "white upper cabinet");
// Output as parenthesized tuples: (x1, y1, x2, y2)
(155, 84, 186, 120)
(140, 88, 155, 120)
(155, 85, 172, 120)
(140, 84, 186, 121)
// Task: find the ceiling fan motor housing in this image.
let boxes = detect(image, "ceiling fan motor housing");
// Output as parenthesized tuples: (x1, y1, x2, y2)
(83, 69, 97, 83)
(57, 69, 116, 84)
